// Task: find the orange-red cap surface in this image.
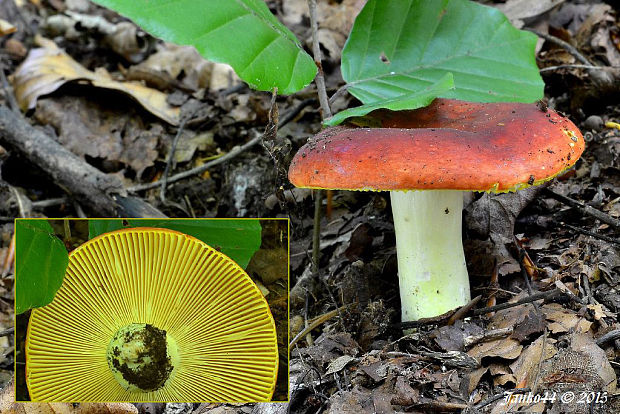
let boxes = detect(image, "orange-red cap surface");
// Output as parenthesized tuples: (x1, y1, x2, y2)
(289, 99, 584, 192)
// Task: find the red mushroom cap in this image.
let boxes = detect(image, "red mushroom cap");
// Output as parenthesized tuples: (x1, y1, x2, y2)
(289, 99, 584, 192)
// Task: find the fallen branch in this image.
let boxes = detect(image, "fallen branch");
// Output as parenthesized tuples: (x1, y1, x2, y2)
(0, 105, 165, 217)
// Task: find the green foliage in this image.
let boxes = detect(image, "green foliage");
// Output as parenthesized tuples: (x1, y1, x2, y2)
(324, 73, 454, 126)
(88, 219, 262, 269)
(15, 220, 69, 314)
(91, 0, 317, 94)
(336, 0, 543, 125)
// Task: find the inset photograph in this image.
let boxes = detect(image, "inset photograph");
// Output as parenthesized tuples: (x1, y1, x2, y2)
(15, 218, 289, 402)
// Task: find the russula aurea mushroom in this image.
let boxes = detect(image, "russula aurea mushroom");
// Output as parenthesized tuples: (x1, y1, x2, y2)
(289, 98, 584, 322)
(26, 227, 278, 402)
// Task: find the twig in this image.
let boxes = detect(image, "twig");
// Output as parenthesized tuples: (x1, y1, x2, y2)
(308, 0, 331, 119)
(220, 83, 247, 97)
(471, 289, 565, 316)
(554, 280, 585, 304)
(0, 327, 13, 337)
(9, 186, 26, 218)
(446, 295, 482, 325)
(543, 188, 620, 230)
(31, 197, 68, 208)
(308, 0, 331, 275)
(289, 304, 351, 351)
(303, 288, 314, 347)
(527, 30, 592, 66)
(398, 308, 459, 330)
(463, 326, 513, 348)
(514, 237, 544, 319)
(0, 106, 128, 216)
(564, 223, 620, 246)
(130, 131, 263, 192)
(160, 111, 193, 202)
(329, 84, 349, 105)
(128, 99, 314, 193)
(540, 64, 620, 73)
(596, 329, 620, 347)
(398, 296, 482, 330)
(581, 273, 596, 306)
(73, 201, 87, 218)
(312, 190, 322, 272)
(410, 401, 467, 411)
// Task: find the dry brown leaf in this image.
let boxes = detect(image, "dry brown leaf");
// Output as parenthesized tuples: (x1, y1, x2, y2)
(463, 366, 488, 395)
(34, 96, 161, 177)
(0, 19, 17, 37)
(496, 0, 566, 26)
(467, 337, 523, 363)
(247, 247, 288, 284)
(127, 43, 213, 91)
(510, 335, 557, 388)
(576, 4, 620, 67)
(543, 303, 592, 334)
(11, 37, 179, 125)
(325, 386, 378, 414)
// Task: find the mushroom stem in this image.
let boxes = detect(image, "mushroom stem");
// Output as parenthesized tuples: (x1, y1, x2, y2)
(390, 190, 470, 322)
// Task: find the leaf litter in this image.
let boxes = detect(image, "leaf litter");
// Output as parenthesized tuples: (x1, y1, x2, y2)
(0, 0, 619, 413)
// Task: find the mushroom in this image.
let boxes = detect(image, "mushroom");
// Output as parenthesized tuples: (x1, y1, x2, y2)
(26, 227, 279, 402)
(289, 99, 584, 322)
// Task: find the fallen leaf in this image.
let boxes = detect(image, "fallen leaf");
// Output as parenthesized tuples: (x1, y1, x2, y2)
(392, 376, 419, 406)
(34, 96, 161, 177)
(510, 335, 557, 388)
(11, 36, 179, 125)
(126, 43, 213, 91)
(465, 187, 544, 275)
(512, 309, 545, 341)
(576, 4, 620, 67)
(325, 354, 357, 375)
(247, 247, 288, 285)
(587, 304, 609, 320)
(326, 386, 378, 414)
(467, 337, 523, 363)
(463, 366, 488, 395)
(543, 303, 592, 334)
(497, 0, 566, 27)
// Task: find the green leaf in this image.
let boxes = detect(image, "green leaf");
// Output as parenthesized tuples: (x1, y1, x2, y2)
(324, 73, 454, 126)
(91, 0, 317, 94)
(341, 0, 543, 105)
(15, 220, 69, 314)
(88, 219, 262, 269)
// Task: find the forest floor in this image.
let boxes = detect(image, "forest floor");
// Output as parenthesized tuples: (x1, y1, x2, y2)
(0, 0, 619, 413)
